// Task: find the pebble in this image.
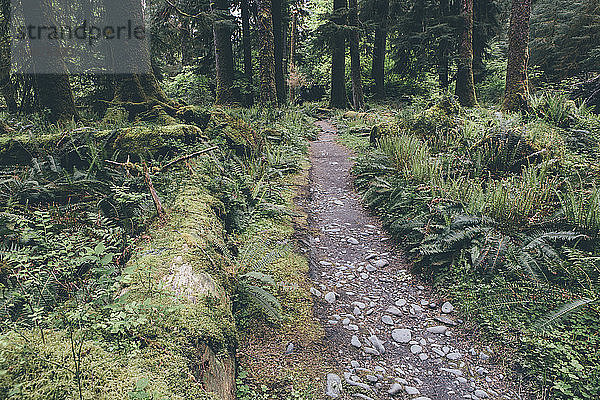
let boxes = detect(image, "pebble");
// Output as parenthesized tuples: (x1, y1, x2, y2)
(326, 373, 342, 398)
(395, 299, 407, 307)
(386, 306, 403, 316)
(426, 326, 448, 334)
(325, 292, 337, 304)
(387, 383, 403, 395)
(310, 287, 322, 297)
(351, 335, 362, 348)
(392, 329, 412, 343)
(372, 259, 389, 268)
(365, 374, 378, 383)
(442, 302, 454, 313)
(368, 335, 386, 354)
(441, 368, 463, 377)
(474, 389, 489, 398)
(347, 237, 359, 245)
(410, 344, 423, 354)
(447, 352, 462, 360)
(381, 315, 394, 325)
(405, 386, 420, 395)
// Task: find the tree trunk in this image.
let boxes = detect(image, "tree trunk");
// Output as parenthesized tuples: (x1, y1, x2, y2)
(437, 0, 449, 90)
(330, 0, 347, 108)
(241, 0, 253, 106)
(502, 0, 531, 112)
(371, 0, 388, 98)
(348, 0, 364, 110)
(23, 0, 77, 123)
(0, 0, 16, 112)
(455, 0, 477, 106)
(212, 0, 238, 105)
(272, 0, 286, 104)
(256, 0, 277, 104)
(181, 20, 194, 66)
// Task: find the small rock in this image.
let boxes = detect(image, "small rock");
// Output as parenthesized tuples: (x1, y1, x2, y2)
(405, 386, 420, 395)
(426, 326, 448, 334)
(363, 347, 380, 356)
(368, 335, 385, 354)
(365, 375, 378, 383)
(351, 336, 362, 348)
(395, 299, 407, 307)
(372, 259, 389, 268)
(392, 329, 412, 343)
(326, 373, 342, 398)
(347, 237, 359, 245)
(285, 343, 294, 354)
(381, 315, 394, 325)
(386, 306, 403, 316)
(446, 352, 461, 360)
(442, 302, 454, 313)
(310, 287, 322, 297)
(440, 368, 463, 377)
(474, 390, 489, 399)
(325, 292, 337, 304)
(410, 344, 423, 354)
(388, 383, 403, 395)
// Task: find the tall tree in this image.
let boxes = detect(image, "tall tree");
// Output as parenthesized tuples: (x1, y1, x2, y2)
(503, 0, 531, 112)
(241, 0, 253, 105)
(272, 0, 286, 104)
(371, 0, 388, 97)
(330, 0, 347, 108)
(348, 0, 364, 109)
(256, 0, 277, 104)
(436, 0, 450, 90)
(0, 0, 16, 112)
(110, 0, 172, 114)
(455, 0, 477, 106)
(212, 0, 238, 105)
(23, 0, 77, 123)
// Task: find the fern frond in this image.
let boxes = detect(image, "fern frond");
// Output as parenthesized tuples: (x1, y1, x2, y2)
(237, 282, 282, 321)
(533, 298, 594, 333)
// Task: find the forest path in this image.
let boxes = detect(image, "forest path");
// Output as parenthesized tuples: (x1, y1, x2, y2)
(302, 120, 523, 400)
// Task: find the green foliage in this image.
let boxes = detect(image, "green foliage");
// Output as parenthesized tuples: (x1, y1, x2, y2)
(346, 99, 600, 399)
(163, 67, 213, 106)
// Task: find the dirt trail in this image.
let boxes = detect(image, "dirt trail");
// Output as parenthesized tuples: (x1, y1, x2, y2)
(304, 120, 524, 400)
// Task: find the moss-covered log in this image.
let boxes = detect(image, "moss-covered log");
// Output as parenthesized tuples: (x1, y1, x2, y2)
(0, 183, 237, 400)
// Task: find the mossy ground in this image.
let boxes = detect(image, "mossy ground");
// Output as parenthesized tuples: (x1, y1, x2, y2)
(235, 159, 335, 400)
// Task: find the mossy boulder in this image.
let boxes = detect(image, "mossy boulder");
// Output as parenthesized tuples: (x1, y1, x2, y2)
(176, 105, 212, 129)
(113, 124, 206, 158)
(370, 122, 400, 145)
(204, 109, 264, 154)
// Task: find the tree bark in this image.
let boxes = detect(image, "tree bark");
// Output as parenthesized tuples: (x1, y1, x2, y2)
(272, 0, 286, 104)
(437, 0, 449, 90)
(212, 0, 238, 105)
(455, 0, 477, 107)
(348, 0, 364, 109)
(241, 0, 253, 105)
(502, 0, 531, 112)
(371, 0, 388, 98)
(0, 0, 16, 112)
(330, 0, 347, 108)
(256, 0, 277, 104)
(23, 0, 77, 123)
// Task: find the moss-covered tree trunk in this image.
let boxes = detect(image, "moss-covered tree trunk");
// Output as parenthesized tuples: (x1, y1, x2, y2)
(24, 0, 77, 123)
(0, 0, 16, 112)
(241, 0, 253, 106)
(437, 0, 449, 90)
(371, 0, 388, 98)
(212, 0, 238, 105)
(348, 0, 364, 110)
(455, 0, 477, 107)
(272, 0, 286, 104)
(257, 0, 277, 104)
(330, 0, 347, 108)
(502, 0, 531, 112)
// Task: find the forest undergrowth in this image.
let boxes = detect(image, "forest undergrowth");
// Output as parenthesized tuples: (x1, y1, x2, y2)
(336, 92, 600, 400)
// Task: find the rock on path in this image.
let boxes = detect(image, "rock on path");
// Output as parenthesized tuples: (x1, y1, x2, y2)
(305, 120, 520, 400)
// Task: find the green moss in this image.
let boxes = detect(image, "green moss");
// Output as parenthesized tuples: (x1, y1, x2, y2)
(0, 330, 215, 400)
(204, 109, 264, 155)
(113, 124, 206, 156)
